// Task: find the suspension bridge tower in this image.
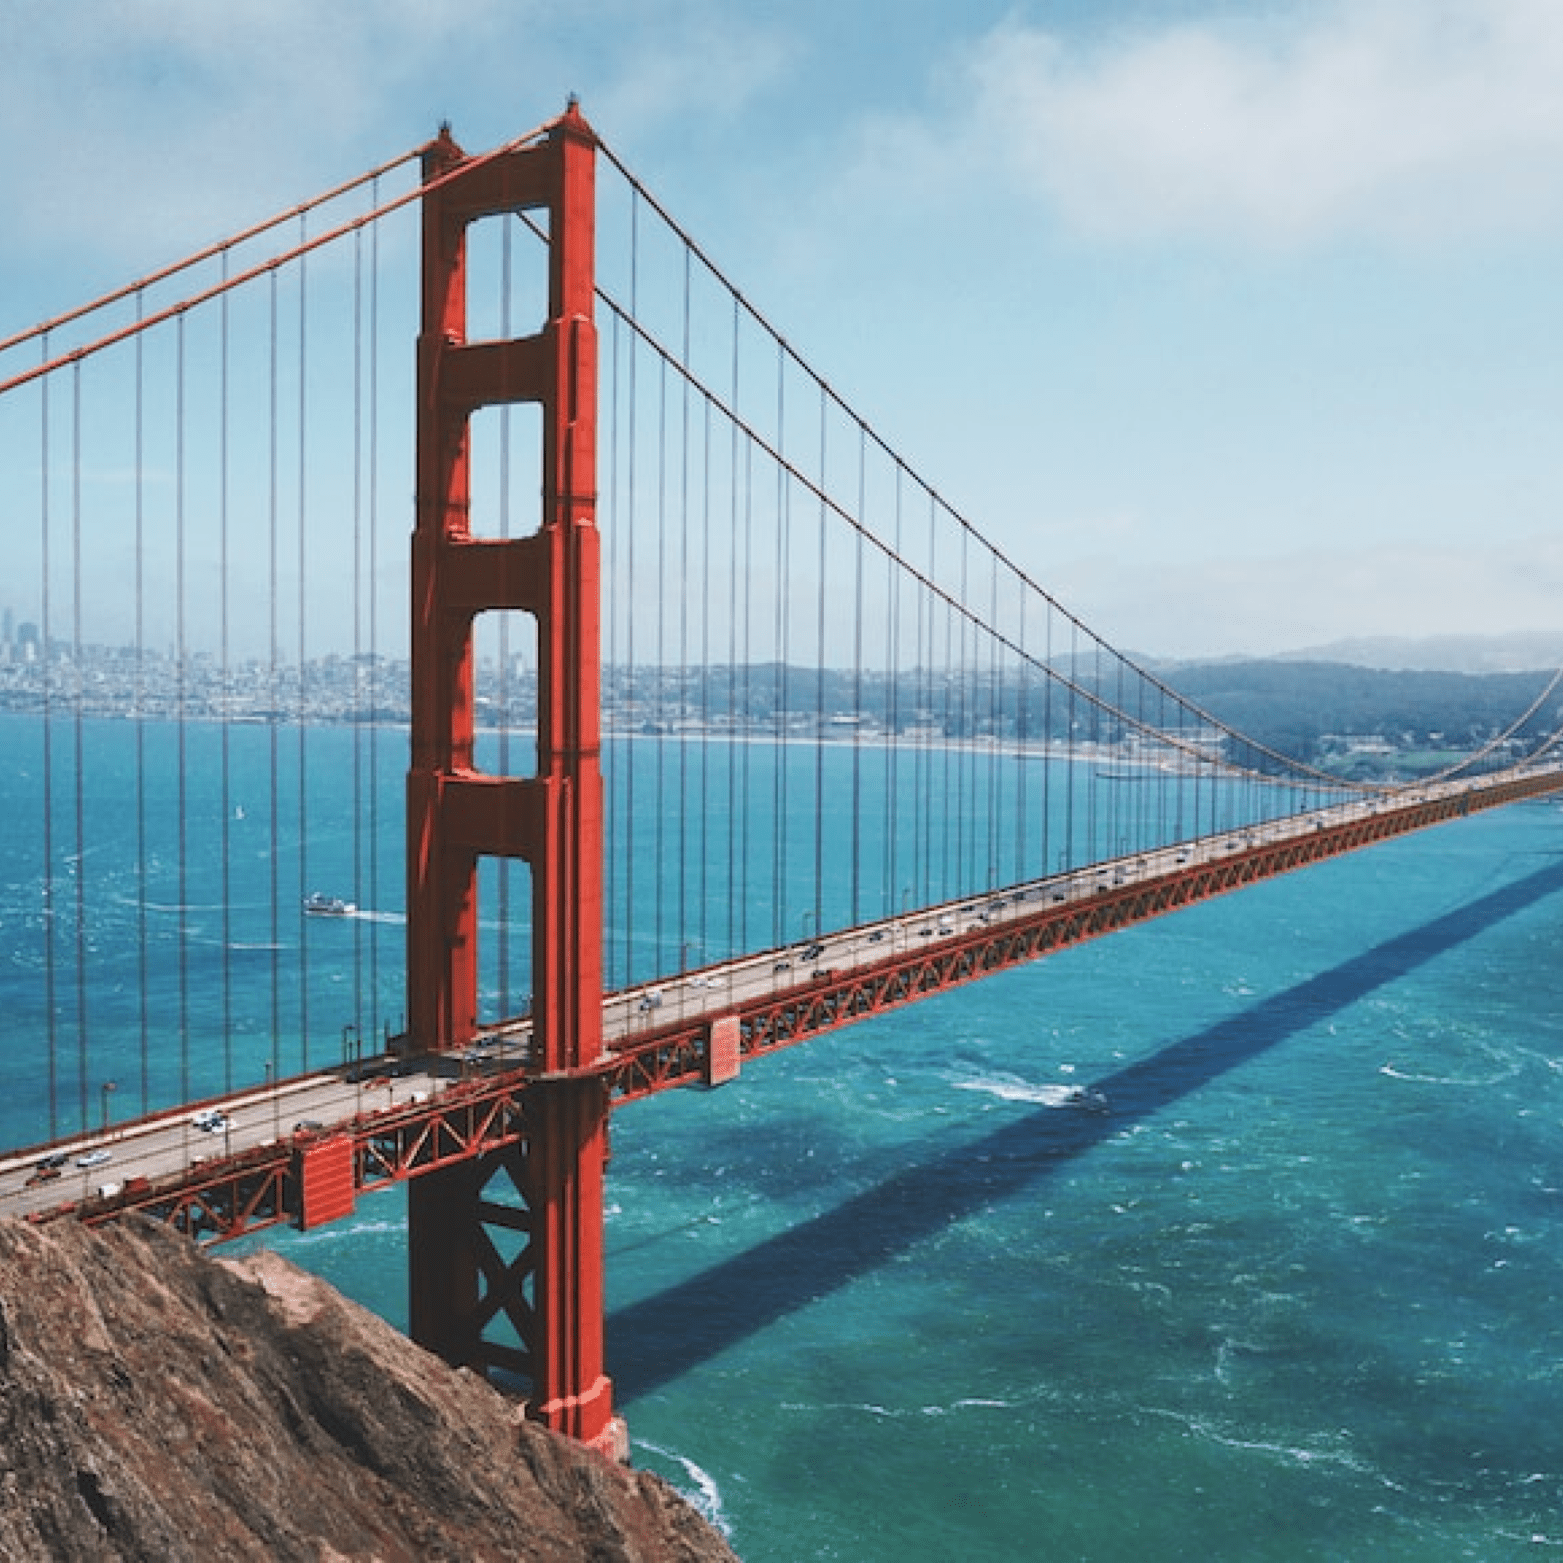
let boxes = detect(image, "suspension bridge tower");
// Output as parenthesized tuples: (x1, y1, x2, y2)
(404, 101, 620, 1457)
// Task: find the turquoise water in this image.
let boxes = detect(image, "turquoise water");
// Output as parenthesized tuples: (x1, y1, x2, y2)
(5, 713, 1563, 1556)
(261, 800, 1563, 1560)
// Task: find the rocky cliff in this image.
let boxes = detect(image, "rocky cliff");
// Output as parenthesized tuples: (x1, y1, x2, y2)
(0, 1216, 739, 1562)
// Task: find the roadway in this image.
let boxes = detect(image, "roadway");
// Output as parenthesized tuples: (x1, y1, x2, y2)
(3, 764, 1559, 1228)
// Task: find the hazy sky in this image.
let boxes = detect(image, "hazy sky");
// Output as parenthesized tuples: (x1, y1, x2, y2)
(2, 0, 1561, 659)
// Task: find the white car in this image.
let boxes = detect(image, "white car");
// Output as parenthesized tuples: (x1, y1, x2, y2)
(76, 1148, 112, 1169)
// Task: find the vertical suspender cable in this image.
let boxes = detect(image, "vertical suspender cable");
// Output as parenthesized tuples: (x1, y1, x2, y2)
(989, 554, 1001, 886)
(772, 343, 787, 949)
(268, 270, 281, 1086)
(351, 224, 366, 1036)
(367, 184, 383, 1040)
(219, 258, 234, 1095)
(950, 522, 962, 894)
(296, 217, 310, 1070)
(813, 383, 827, 934)
(726, 300, 741, 960)
(605, 309, 620, 987)
(884, 465, 902, 920)
(941, 539, 955, 898)
(624, 199, 638, 984)
(699, 391, 712, 961)
(134, 304, 151, 1114)
(913, 504, 925, 905)
(39, 342, 57, 1136)
(1040, 600, 1053, 879)
(1015, 574, 1028, 884)
(71, 363, 89, 1131)
(740, 437, 754, 955)
(850, 422, 865, 928)
(1087, 640, 1101, 861)
(175, 317, 190, 1102)
(678, 248, 691, 972)
(655, 356, 668, 969)
(1064, 621, 1078, 872)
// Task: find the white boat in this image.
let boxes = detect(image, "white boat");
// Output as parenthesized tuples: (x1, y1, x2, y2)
(304, 892, 355, 917)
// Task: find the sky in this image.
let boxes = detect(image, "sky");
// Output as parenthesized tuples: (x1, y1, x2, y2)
(1, 0, 1561, 663)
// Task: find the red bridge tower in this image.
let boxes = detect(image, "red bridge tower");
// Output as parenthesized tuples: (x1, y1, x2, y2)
(404, 102, 618, 1456)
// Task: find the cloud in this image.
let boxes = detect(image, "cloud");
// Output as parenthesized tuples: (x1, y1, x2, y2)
(888, 0, 1563, 248)
(0, 0, 798, 291)
(586, 10, 796, 146)
(0, 0, 563, 275)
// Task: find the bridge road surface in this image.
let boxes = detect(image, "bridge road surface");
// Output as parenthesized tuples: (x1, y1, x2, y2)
(2, 776, 1556, 1227)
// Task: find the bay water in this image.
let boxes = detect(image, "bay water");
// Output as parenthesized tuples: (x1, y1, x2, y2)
(4, 713, 1563, 1557)
(264, 796, 1563, 1559)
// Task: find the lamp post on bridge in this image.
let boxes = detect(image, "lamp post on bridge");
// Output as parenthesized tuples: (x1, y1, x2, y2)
(99, 1080, 116, 1135)
(264, 1059, 279, 1138)
(344, 1024, 363, 1115)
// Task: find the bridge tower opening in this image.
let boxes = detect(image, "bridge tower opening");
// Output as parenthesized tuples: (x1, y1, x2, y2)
(405, 102, 618, 1456)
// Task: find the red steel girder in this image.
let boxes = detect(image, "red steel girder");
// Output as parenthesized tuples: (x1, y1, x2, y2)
(49, 769, 1563, 1247)
(600, 769, 1563, 1103)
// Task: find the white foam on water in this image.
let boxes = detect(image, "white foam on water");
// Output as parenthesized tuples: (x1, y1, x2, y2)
(952, 1073, 1079, 1108)
(1379, 1060, 1519, 1088)
(636, 1440, 731, 1538)
(1142, 1405, 1397, 1487)
(285, 1217, 405, 1247)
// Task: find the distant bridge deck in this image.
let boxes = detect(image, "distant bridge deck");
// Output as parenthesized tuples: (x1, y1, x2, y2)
(6, 763, 1561, 1242)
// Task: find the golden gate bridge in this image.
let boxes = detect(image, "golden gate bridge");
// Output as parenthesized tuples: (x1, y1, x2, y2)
(1, 101, 1560, 1457)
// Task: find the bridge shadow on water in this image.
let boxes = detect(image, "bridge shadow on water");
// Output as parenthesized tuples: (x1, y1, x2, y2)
(608, 853, 1563, 1402)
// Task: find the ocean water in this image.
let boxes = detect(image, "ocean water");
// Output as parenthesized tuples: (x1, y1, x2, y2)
(5, 713, 1563, 1557)
(257, 798, 1563, 1560)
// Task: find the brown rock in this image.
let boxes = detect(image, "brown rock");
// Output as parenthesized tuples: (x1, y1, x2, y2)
(0, 1216, 739, 1562)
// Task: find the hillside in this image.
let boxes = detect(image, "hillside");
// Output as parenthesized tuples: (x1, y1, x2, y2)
(1164, 659, 1559, 765)
(0, 1216, 738, 1563)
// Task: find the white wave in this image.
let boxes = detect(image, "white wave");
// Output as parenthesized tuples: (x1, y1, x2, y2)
(635, 1440, 730, 1537)
(1379, 1061, 1520, 1088)
(785, 1395, 1015, 1422)
(1141, 1405, 1394, 1486)
(954, 1073, 1081, 1108)
(284, 1217, 405, 1247)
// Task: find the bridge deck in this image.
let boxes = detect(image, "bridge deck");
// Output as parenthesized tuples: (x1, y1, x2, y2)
(5, 765, 1560, 1242)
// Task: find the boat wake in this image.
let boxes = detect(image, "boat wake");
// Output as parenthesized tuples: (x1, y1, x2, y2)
(953, 1072, 1093, 1108)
